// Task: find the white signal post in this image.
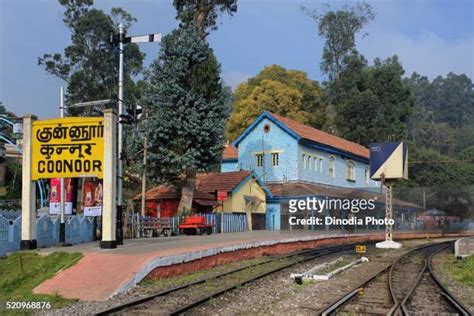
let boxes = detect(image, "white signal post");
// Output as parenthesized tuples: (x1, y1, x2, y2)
(117, 24, 161, 244)
(117, 24, 125, 245)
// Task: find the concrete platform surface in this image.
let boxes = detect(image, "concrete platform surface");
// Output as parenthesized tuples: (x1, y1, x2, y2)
(31, 230, 471, 301)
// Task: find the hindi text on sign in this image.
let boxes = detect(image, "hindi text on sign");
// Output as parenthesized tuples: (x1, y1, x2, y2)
(31, 117, 104, 180)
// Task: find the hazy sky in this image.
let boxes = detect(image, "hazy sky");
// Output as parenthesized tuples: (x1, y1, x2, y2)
(1, 0, 473, 119)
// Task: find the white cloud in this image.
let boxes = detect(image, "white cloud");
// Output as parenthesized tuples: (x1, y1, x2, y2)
(222, 71, 252, 89)
(359, 29, 474, 79)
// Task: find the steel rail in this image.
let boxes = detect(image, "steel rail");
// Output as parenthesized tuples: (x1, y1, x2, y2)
(396, 244, 470, 316)
(426, 247, 470, 316)
(95, 243, 356, 315)
(318, 241, 453, 316)
(168, 244, 354, 316)
(387, 241, 452, 315)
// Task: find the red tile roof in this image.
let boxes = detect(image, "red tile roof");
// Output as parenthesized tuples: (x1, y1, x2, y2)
(268, 112, 369, 159)
(222, 144, 238, 160)
(134, 185, 215, 201)
(196, 171, 251, 193)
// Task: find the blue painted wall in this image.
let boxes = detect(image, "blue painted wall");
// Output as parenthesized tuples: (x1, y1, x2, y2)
(221, 160, 239, 172)
(265, 202, 281, 230)
(297, 143, 378, 188)
(237, 117, 299, 182)
(232, 115, 378, 189)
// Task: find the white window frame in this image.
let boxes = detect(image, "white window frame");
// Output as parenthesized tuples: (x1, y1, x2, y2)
(365, 166, 370, 184)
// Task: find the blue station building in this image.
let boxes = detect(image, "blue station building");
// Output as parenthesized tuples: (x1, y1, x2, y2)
(221, 111, 409, 230)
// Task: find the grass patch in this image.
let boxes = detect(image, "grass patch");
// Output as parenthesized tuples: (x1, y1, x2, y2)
(442, 254, 474, 287)
(0, 251, 83, 314)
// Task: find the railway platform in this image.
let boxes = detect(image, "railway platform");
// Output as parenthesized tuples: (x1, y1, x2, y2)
(32, 230, 472, 302)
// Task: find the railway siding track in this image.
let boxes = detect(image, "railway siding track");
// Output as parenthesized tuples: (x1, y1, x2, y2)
(401, 247, 470, 316)
(319, 241, 470, 316)
(95, 243, 358, 315)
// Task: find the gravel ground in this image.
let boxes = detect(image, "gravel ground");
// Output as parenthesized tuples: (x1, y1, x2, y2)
(432, 250, 474, 314)
(192, 239, 450, 315)
(37, 238, 455, 316)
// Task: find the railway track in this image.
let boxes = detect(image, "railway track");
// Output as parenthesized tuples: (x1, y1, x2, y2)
(95, 243, 360, 315)
(319, 241, 471, 316)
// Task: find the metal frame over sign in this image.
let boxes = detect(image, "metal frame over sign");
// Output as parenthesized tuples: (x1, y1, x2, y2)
(32, 117, 104, 180)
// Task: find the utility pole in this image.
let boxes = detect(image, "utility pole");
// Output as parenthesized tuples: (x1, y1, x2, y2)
(59, 87, 66, 245)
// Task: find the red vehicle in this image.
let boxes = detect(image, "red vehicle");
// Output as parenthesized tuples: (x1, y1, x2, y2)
(178, 215, 214, 235)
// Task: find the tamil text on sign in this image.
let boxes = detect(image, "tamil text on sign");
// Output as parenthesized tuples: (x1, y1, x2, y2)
(32, 117, 104, 180)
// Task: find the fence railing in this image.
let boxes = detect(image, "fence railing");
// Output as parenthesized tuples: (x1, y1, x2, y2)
(126, 212, 249, 238)
(0, 212, 95, 256)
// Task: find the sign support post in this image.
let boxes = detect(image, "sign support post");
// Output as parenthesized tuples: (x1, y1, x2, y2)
(59, 87, 67, 245)
(369, 142, 407, 250)
(100, 109, 117, 249)
(385, 182, 393, 242)
(20, 115, 37, 250)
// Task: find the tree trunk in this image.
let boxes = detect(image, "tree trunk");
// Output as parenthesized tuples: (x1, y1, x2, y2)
(178, 172, 196, 213)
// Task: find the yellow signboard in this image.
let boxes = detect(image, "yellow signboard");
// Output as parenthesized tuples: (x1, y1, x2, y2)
(355, 245, 366, 253)
(31, 117, 104, 180)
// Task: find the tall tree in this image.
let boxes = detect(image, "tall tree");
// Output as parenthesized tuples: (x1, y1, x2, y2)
(405, 72, 474, 155)
(226, 65, 325, 140)
(38, 0, 144, 115)
(333, 55, 412, 146)
(141, 23, 230, 212)
(173, 0, 238, 38)
(302, 2, 374, 81)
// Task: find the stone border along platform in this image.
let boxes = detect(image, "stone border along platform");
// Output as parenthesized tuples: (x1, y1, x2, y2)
(33, 231, 473, 301)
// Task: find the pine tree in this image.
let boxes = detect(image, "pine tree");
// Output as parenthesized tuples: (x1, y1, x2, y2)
(141, 23, 230, 211)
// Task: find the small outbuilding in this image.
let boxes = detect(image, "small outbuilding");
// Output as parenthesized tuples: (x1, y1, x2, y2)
(195, 171, 271, 230)
(135, 185, 217, 217)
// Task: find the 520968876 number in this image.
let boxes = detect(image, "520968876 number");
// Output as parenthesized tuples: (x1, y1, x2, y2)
(5, 301, 51, 309)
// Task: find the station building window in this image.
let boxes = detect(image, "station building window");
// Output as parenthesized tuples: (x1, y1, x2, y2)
(346, 161, 356, 181)
(365, 166, 370, 184)
(329, 156, 335, 177)
(271, 152, 279, 166)
(256, 153, 263, 167)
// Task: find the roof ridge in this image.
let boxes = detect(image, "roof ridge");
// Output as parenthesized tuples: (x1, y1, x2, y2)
(265, 111, 369, 159)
